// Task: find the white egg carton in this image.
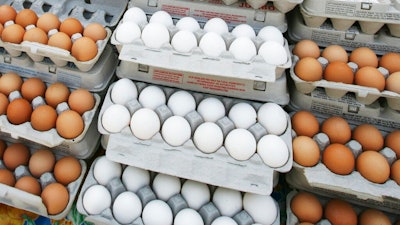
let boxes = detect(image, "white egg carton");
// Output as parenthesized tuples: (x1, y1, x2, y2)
(77, 156, 281, 225)
(299, 0, 400, 37)
(0, 141, 87, 220)
(287, 7, 400, 56)
(128, 0, 287, 32)
(98, 81, 293, 195)
(0, 44, 118, 93)
(221, 0, 302, 13)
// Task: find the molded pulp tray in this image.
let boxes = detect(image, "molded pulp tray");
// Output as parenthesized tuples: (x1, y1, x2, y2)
(222, 0, 303, 13)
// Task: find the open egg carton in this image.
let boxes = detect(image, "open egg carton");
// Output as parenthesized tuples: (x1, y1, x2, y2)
(287, 7, 400, 56)
(98, 80, 293, 195)
(0, 139, 87, 220)
(77, 156, 281, 225)
(222, 0, 303, 13)
(299, 0, 400, 37)
(128, 0, 287, 32)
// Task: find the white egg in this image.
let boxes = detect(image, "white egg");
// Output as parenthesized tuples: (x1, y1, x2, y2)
(93, 156, 122, 185)
(138, 85, 166, 110)
(257, 102, 287, 135)
(229, 37, 257, 62)
(141, 22, 170, 49)
(130, 108, 161, 140)
(142, 200, 173, 225)
(231, 24, 256, 39)
(122, 166, 151, 192)
(181, 180, 210, 210)
(82, 184, 112, 215)
(115, 21, 142, 44)
(113, 191, 142, 224)
(193, 122, 223, 154)
(149, 10, 174, 27)
(101, 104, 131, 133)
(111, 78, 138, 105)
(197, 97, 225, 122)
(203, 17, 229, 35)
(174, 208, 204, 225)
(171, 30, 198, 53)
(224, 128, 256, 161)
(257, 134, 289, 168)
(258, 41, 287, 65)
(199, 32, 227, 57)
(243, 192, 277, 225)
(212, 187, 242, 217)
(122, 7, 148, 25)
(167, 90, 196, 116)
(176, 16, 201, 32)
(228, 102, 257, 129)
(161, 116, 191, 146)
(152, 173, 181, 201)
(211, 216, 238, 225)
(257, 26, 284, 45)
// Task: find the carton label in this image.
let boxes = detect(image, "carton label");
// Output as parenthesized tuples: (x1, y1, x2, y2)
(326, 1, 400, 20)
(187, 75, 246, 92)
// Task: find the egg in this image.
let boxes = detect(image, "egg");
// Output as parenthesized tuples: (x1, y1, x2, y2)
(385, 71, 400, 94)
(356, 150, 390, 184)
(257, 134, 289, 168)
(138, 85, 166, 109)
(45, 82, 70, 108)
(197, 97, 225, 122)
(228, 102, 256, 129)
(193, 122, 223, 154)
(291, 110, 320, 137)
(0, 5, 17, 24)
(359, 209, 391, 225)
(352, 124, 384, 151)
(7, 98, 32, 125)
(149, 10, 173, 27)
(130, 108, 160, 140)
(323, 61, 354, 84)
(258, 41, 287, 65)
(161, 115, 191, 146)
(56, 110, 84, 139)
(0, 139, 6, 158)
(21, 77, 46, 102)
(292, 39, 320, 59)
(390, 159, 400, 185)
(0, 72, 23, 96)
(181, 179, 210, 210)
(321, 45, 348, 63)
(354, 66, 385, 91)
(211, 216, 238, 225)
(47, 31, 72, 51)
(0, 168, 16, 186)
(324, 199, 357, 225)
(385, 130, 400, 157)
(122, 166, 150, 192)
(175, 17, 201, 32)
(141, 22, 170, 49)
(225, 128, 256, 161)
(41, 182, 69, 215)
(122, 6, 147, 24)
(101, 104, 131, 133)
(174, 208, 204, 225)
(59, 17, 83, 37)
(379, 52, 400, 74)
(23, 26, 48, 44)
(229, 37, 257, 62)
(152, 173, 181, 201)
(111, 78, 138, 105)
(257, 25, 284, 45)
(0, 23, 3, 35)
(15, 176, 41, 195)
(93, 156, 122, 186)
(142, 199, 173, 225)
(321, 116, 351, 144)
(349, 47, 378, 68)
(29, 149, 56, 178)
(212, 187, 242, 217)
(113, 191, 142, 224)
(82, 184, 112, 214)
(171, 30, 198, 53)
(199, 32, 226, 57)
(0, 93, 8, 115)
(294, 57, 323, 81)
(115, 21, 141, 44)
(54, 156, 81, 185)
(203, 18, 229, 35)
(83, 22, 107, 42)
(231, 24, 256, 39)
(1, 23, 25, 44)
(15, 9, 38, 28)
(3, 143, 30, 171)
(30, 104, 57, 131)
(322, 143, 355, 175)
(68, 88, 95, 115)
(167, 90, 196, 116)
(257, 102, 288, 135)
(71, 36, 98, 61)
(36, 12, 61, 34)
(292, 136, 320, 167)
(243, 192, 277, 225)
(290, 191, 323, 223)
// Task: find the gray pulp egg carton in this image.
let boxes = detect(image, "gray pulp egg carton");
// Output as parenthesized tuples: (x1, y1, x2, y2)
(0, 141, 87, 220)
(221, 0, 303, 13)
(287, 8, 400, 55)
(77, 156, 281, 225)
(98, 81, 293, 195)
(128, 0, 287, 32)
(299, 0, 400, 37)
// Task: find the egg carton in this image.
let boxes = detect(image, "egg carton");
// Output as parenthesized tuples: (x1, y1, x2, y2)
(220, 0, 302, 13)
(299, 0, 400, 37)
(98, 81, 292, 195)
(76, 156, 281, 225)
(0, 141, 87, 220)
(0, 44, 118, 93)
(128, 0, 287, 32)
(287, 7, 400, 56)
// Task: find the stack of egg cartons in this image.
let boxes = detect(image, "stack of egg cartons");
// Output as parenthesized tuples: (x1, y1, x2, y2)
(0, 0, 126, 220)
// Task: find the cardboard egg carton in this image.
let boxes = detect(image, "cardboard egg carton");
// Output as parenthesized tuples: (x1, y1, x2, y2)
(76, 156, 281, 225)
(287, 8, 400, 56)
(128, 0, 287, 32)
(221, 0, 302, 13)
(0, 140, 87, 220)
(299, 1, 400, 37)
(98, 81, 293, 195)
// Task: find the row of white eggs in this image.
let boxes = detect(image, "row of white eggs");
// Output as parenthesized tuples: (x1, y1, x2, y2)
(82, 156, 277, 225)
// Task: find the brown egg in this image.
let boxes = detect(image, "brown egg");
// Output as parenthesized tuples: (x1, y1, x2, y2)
(359, 208, 391, 225)
(0, 92, 9, 115)
(15, 176, 41, 195)
(290, 191, 323, 223)
(48, 31, 72, 51)
(291, 110, 320, 137)
(323, 61, 354, 84)
(59, 17, 83, 37)
(354, 66, 385, 91)
(7, 98, 32, 125)
(21, 77, 46, 102)
(41, 182, 69, 215)
(0, 168, 15, 186)
(15, 9, 38, 28)
(1, 23, 25, 44)
(29, 149, 56, 178)
(56, 110, 84, 139)
(324, 199, 357, 225)
(379, 52, 400, 74)
(71, 36, 98, 61)
(36, 12, 61, 34)
(0, 139, 6, 159)
(357, 150, 390, 184)
(390, 159, 400, 185)
(54, 156, 81, 185)
(349, 47, 378, 68)
(0, 23, 3, 35)
(292, 40, 320, 59)
(321, 45, 348, 63)
(299, 223, 314, 225)
(83, 22, 107, 42)
(3, 143, 30, 171)
(352, 124, 384, 151)
(385, 130, 400, 157)
(0, 5, 17, 24)
(0, 72, 23, 96)
(321, 116, 352, 144)
(45, 82, 70, 108)
(294, 57, 323, 82)
(322, 143, 355, 175)
(68, 88, 95, 115)
(23, 27, 48, 44)
(31, 104, 57, 131)
(385, 71, 400, 94)
(293, 136, 320, 167)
